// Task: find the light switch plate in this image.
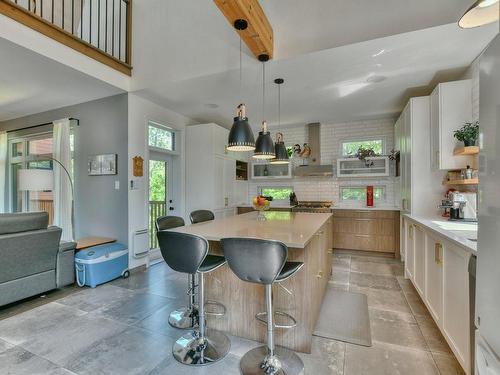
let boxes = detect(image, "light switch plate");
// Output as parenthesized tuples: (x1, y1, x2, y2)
(115, 181, 120, 190)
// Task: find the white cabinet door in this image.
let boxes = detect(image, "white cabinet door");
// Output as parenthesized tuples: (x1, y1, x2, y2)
(443, 241, 470, 372)
(405, 220, 415, 280)
(413, 224, 426, 296)
(224, 158, 236, 207)
(214, 156, 225, 209)
(213, 125, 229, 157)
(430, 88, 441, 170)
(404, 105, 412, 213)
(425, 233, 444, 324)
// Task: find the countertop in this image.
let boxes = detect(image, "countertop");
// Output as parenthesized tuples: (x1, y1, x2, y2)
(236, 204, 400, 211)
(169, 211, 332, 248)
(403, 214, 477, 253)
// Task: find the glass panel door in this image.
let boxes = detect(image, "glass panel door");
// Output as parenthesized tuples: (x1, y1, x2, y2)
(149, 159, 169, 249)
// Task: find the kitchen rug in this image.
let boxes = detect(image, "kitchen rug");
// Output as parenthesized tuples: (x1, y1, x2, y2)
(313, 287, 372, 347)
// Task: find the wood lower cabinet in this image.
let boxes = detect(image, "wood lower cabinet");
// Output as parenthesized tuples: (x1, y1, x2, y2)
(333, 210, 400, 255)
(404, 217, 472, 375)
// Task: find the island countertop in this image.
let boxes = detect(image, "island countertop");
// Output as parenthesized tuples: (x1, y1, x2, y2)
(170, 211, 332, 248)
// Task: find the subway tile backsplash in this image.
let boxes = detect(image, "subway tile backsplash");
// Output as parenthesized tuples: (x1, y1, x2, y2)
(246, 118, 398, 207)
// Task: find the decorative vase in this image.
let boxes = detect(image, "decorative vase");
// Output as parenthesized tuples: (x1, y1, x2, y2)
(464, 139, 476, 147)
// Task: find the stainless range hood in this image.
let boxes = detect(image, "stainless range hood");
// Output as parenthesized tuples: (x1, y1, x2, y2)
(294, 123, 334, 177)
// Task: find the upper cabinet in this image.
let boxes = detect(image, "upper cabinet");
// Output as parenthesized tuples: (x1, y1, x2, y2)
(430, 80, 474, 170)
(251, 162, 292, 179)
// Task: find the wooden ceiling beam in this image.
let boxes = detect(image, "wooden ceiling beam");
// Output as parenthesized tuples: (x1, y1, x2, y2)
(214, 0, 274, 60)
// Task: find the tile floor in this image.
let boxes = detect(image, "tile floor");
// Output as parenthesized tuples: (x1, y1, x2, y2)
(0, 251, 465, 375)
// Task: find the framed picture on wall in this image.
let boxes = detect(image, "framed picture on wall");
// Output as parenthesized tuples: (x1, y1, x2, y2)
(88, 154, 117, 175)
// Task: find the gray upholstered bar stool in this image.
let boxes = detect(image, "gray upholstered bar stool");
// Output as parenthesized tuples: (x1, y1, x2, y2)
(220, 238, 304, 375)
(157, 230, 230, 365)
(190, 209, 215, 224)
(156, 216, 198, 329)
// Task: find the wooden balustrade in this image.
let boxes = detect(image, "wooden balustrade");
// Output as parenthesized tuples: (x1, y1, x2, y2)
(149, 200, 166, 249)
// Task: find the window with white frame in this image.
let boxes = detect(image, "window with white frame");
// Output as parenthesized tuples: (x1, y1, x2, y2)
(341, 138, 384, 157)
(340, 186, 386, 202)
(148, 122, 175, 152)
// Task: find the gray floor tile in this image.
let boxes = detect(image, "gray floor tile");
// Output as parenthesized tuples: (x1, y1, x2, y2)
(328, 282, 349, 291)
(349, 286, 412, 314)
(109, 262, 177, 290)
(350, 273, 401, 291)
(134, 301, 193, 339)
(148, 352, 241, 375)
(344, 342, 439, 375)
(304, 336, 345, 375)
(396, 276, 418, 294)
(332, 256, 351, 272)
(348, 254, 400, 264)
(370, 312, 428, 351)
(415, 315, 452, 355)
(0, 338, 14, 353)
(0, 343, 77, 375)
(0, 303, 127, 367)
(351, 260, 403, 277)
(432, 352, 466, 375)
(142, 274, 191, 300)
(404, 290, 432, 318)
(369, 308, 416, 324)
(227, 335, 262, 358)
(331, 270, 350, 285)
(65, 326, 173, 375)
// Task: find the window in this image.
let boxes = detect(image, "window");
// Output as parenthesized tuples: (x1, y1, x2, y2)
(341, 139, 384, 156)
(148, 123, 175, 152)
(259, 187, 293, 202)
(340, 186, 385, 201)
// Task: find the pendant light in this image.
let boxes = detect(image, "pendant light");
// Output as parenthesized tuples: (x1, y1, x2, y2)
(253, 55, 276, 159)
(459, 0, 499, 28)
(271, 78, 289, 164)
(227, 19, 255, 152)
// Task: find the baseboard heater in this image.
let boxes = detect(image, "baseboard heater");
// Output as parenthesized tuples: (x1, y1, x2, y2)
(133, 229, 149, 258)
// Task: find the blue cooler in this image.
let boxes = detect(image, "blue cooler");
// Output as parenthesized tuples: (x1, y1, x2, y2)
(75, 243, 129, 288)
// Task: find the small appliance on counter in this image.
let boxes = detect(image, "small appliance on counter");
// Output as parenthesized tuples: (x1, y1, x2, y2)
(289, 192, 298, 206)
(439, 191, 478, 222)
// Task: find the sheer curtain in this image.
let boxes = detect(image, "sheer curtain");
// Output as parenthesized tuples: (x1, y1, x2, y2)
(53, 119, 73, 241)
(0, 131, 7, 213)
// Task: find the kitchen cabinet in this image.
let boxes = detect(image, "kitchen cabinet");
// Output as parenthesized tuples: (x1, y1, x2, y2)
(443, 240, 470, 370)
(402, 216, 472, 374)
(333, 210, 399, 255)
(251, 162, 292, 179)
(395, 97, 443, 216)
(185, 123, 246, 218)
(336, 156, 389, 177)
(430, 80, 474, 171)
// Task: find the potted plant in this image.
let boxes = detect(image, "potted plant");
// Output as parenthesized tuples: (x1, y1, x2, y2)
(355, 146, 378, 167)
(454, 121, 479, 147)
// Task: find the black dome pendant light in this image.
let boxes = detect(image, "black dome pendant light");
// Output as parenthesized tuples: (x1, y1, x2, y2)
(253, 54, 276, 160)
(227, 19, 255, 152)
(271, 78, 289, 164)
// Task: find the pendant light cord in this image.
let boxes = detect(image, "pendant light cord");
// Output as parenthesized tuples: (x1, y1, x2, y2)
(278, 81, 281, 127)
(239, 38, 242, 102)
(262, 62, 266, 132)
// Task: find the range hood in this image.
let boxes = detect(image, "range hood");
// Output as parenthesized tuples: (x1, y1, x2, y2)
(294, 123, 334, 177)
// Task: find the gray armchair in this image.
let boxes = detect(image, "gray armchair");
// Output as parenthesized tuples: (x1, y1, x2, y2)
(0, 212, 76, 307)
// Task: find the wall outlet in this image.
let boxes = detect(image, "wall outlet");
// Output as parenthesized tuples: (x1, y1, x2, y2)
(115, 181, 120, 190)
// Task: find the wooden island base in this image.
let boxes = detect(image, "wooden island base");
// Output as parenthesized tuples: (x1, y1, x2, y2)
(204, 219, 333, 353)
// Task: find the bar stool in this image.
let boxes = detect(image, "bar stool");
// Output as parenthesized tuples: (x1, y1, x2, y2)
(156, 216, 198, 329)
(190, 210, 215, 224)
(157, 231, 230, 365)
(220, 238, 304, 375)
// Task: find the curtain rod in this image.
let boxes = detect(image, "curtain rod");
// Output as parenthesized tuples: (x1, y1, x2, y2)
(6, 118, 80, 133)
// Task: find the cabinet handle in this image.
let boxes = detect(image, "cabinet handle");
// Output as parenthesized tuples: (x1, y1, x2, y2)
(353, 218, 373, 221)
(435, 243, 442, 265)
(316, 230, 325, 236)
(409, 224, 414, 239)
(327, 249, 333, 254)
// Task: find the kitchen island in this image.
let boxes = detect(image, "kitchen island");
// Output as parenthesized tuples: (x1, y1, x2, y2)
(169, 211, 333, 353)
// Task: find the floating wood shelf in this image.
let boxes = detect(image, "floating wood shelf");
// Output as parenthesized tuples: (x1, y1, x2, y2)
(444, 178, 479, 186)
(453, 146, 479, 156)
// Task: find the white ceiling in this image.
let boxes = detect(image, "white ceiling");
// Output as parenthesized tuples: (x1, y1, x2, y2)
(134, 22, 498, 129)
(0, 37, 123, 122)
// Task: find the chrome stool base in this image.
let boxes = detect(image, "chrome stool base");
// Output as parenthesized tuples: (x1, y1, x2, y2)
(168, 307, 198, 329)
(172, 328, 230, 366)
(240, 345, 304, 375)
(255, 311, 297, 329)
(205, 300, 227, 317)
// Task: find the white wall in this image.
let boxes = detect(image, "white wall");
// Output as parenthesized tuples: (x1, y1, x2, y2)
(127, 93, 195, 269)
(248, 118, 397, 207)
(462, 55, 481, 122)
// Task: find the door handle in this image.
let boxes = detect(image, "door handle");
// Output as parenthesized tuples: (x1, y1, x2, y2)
(434, 243, 442, 265)
(169, 207, 174, 211)
(409, 224, 413, 239)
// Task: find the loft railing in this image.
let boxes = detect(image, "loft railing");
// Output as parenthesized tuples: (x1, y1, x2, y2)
(0, 0, 132, 74)
(149, 200, 166, 250)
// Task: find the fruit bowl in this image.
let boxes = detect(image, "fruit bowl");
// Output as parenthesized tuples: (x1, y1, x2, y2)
(252, 196, 271, 220)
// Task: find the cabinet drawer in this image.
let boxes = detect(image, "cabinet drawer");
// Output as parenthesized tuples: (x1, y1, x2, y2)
(333, 217, 395, 235)
(332, 209, 397, 219)
(334, 233, 395, 253)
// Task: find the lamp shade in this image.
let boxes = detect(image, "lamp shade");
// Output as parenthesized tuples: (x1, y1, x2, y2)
(18, 169, 53, 191)
(459, 0, 499, 28)
(253, 121, 275, 159)
(271, 133, 289, 164)
(227, 104, 256, 152)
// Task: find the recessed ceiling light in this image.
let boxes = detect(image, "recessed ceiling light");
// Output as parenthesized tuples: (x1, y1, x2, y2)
(366, 75, 387, 83)
(204, 103, 219, 109)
